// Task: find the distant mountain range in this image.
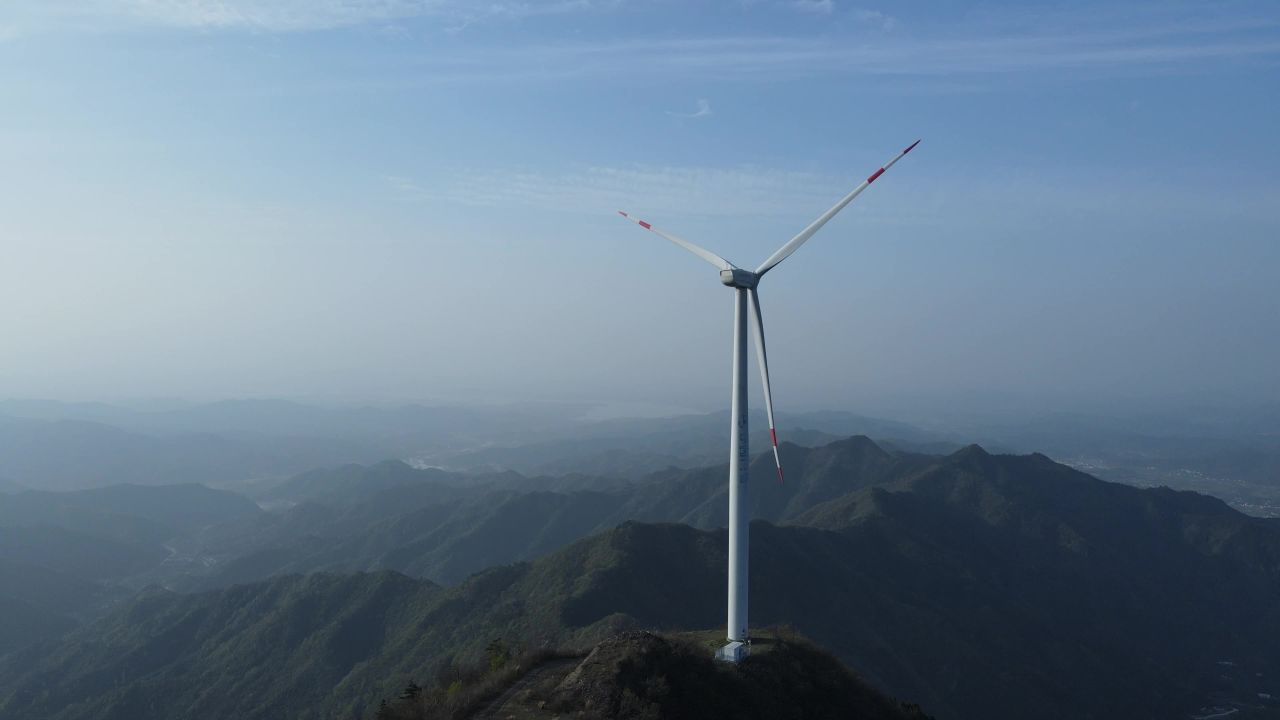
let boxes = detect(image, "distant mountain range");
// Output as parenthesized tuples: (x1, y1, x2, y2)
(2, 438, 1278, 719)
(4, 398, 1276, 517)
(0, 414, 385, 491)
(420, 409, 937, 478)
(178, 436, 934, 589)
(0, 399, 943, 490)
(0, 482, 264, 655)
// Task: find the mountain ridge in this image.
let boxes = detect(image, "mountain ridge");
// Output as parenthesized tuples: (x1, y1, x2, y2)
(4, 437, 1279, 719)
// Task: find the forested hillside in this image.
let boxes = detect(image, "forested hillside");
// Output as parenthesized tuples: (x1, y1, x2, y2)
(3, 440, 1278, 719)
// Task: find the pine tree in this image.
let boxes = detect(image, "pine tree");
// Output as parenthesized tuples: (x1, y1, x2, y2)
(485, 639, 511, 673)
(399, 681, 422, 701)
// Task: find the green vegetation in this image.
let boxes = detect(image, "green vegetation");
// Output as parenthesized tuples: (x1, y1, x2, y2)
(0, 482, 265, 653)
(2, 438, 1279, 719)
(376, 644, 584, 720)
(377, 631, 929, 720)
(540, 631, 931, 720)
(183, 436, 938, 590)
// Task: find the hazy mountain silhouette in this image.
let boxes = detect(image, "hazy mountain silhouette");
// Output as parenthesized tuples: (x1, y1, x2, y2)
(0, 401, 941, 491)
(0, 482, 267, 653)
(0, 559, 102, 656)
(0, 415, 385, 491)
(3, 441, 1278, 719)
(186, 436, 918, 588)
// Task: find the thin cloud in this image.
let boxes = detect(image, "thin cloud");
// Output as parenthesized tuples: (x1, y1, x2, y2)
(791, 2, 897, 29)
(667, 98, 713, 119)
(101, 0, 445, 31)
(386, 163, 1280, 235)
(853, 9, 895, 31)
(792, 0, 834, 15)
(445, 0, 602, 34)
(388, 163, 957, 235)
(394, 19, 1280, 84)
(6, 3, 1274, 86)
(4, 0, 606, 33)
(387, 165, 852, 217)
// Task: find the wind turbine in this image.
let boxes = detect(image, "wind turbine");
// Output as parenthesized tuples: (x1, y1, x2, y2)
(618, 140, 920, 663)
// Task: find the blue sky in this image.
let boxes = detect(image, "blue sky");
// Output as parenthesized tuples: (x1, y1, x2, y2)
(1, 1, 1277, 415)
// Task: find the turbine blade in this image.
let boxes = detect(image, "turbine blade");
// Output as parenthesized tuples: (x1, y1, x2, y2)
(755, 139, 921, 276)
(749, 288, 784, 484)
(618, 211, 735, 271)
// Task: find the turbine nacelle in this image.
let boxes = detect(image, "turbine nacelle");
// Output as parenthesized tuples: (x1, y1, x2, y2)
(719, 268, 759, 289)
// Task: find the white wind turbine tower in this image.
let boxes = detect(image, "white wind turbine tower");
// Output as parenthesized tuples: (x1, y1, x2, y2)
(618, 140, 920, 663)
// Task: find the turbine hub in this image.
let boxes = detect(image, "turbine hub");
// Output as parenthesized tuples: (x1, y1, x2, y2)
(720, 269, 759, 289)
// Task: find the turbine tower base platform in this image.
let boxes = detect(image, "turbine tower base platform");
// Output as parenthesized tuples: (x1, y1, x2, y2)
(716, 641, 750, 664)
